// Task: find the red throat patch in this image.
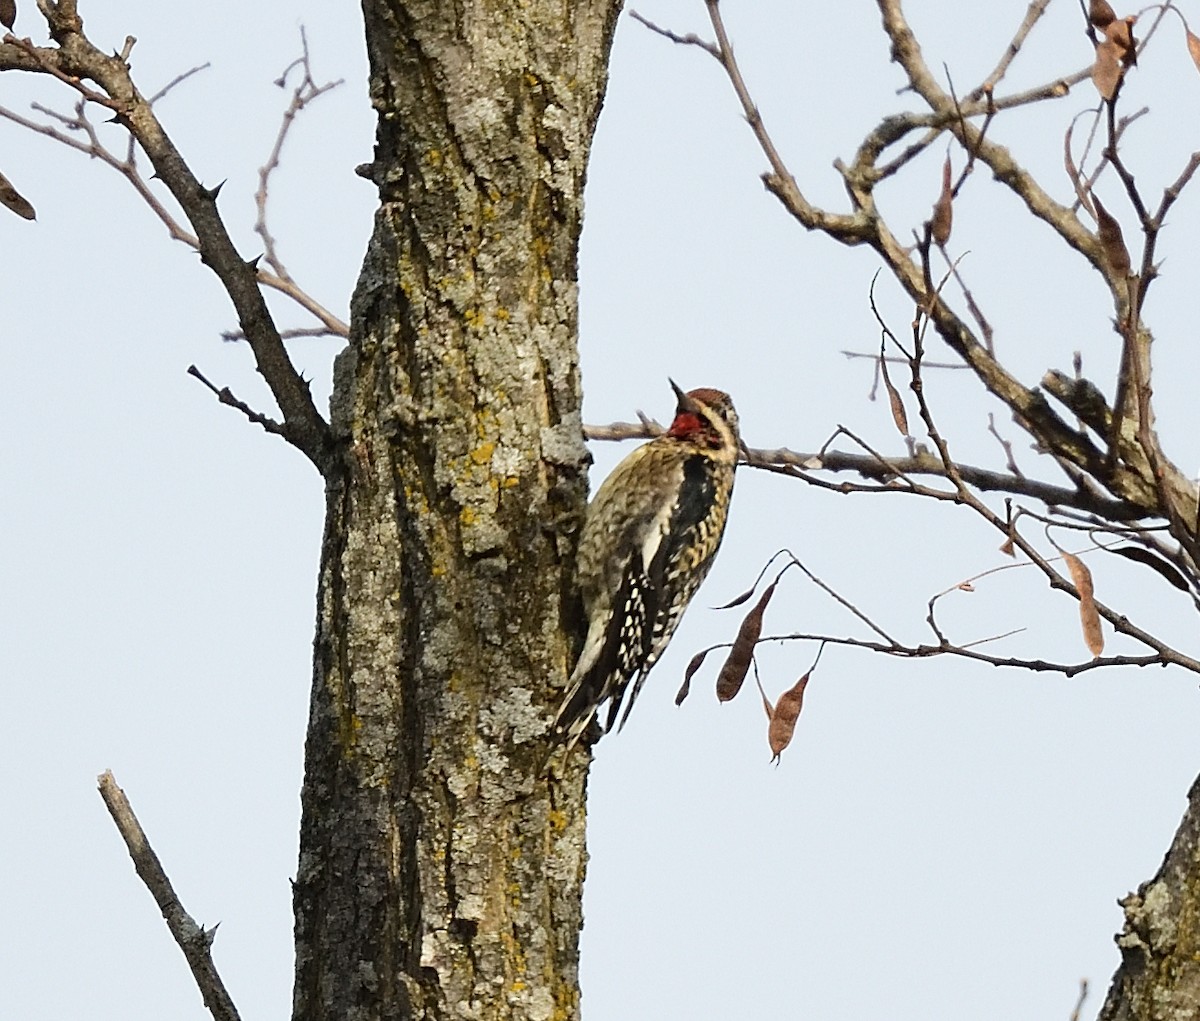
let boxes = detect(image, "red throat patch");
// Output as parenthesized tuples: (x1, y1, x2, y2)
(667, 411, 704, 439)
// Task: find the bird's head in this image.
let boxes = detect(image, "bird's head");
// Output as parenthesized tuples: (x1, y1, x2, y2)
(666, 379, 740, 457)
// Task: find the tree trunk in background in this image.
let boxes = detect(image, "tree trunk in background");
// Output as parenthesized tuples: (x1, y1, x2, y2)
(1099, 777, 1200, 1021)
(292, 3, 623, 1019)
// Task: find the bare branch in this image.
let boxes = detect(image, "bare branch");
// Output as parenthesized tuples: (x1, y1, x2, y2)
(756, 630, 1192, 675)
(634, 1, 871, 240)
(967, 0, 1054, 101)
(584, 419, 1151, 521)
(97, 771, 242, 1021)
(1, 16, 338, 469)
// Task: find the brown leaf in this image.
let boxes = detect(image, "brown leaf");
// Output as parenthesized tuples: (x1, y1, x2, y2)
(0, 0, 13, 31)
(1063, 552, 1104, 656)
(0, 169, 35, 220)
(715, 580, 776, 703)
(675, 649, 711, 706)
(1091, 194, 1131, 276)
(1089, 0, 1116, 29)
(1091, 38, 1124, 100)
(930, 153, 953, 247)
(878, 351, 909, 438)
(1187, 28, 1200, 74)
(999, 535, 1016, 558)
(768, 671, 811, 764)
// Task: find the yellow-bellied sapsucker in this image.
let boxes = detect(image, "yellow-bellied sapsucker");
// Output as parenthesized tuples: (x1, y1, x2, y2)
(555, 381, 740, 744)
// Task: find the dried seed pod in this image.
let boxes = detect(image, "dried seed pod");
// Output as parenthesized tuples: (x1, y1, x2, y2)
(879, 355, 909, 438)
(676, 649, 712, 706)
(1091, 194, 1131, 276)
(1106, 16, 1137, 67)
(0, 0, 14, 30)
(1089, 0, 1117, 28)
(768, 672, 811, 764)
(1091, 39, 1124, 100)
(930, 154, 953, 247)
(1063, 552, 1104, 656)
(1187, 28, 1200, 74)
(715, 581, 776, 702)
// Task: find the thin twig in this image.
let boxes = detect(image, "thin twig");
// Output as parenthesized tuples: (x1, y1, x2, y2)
(987, 413, 1024, 478)
(254, 26, 344, 287)
(841, 349, 966, 370)
(187, 364, 288, 438)
(628, 9, 719, 57)
(1069, 979, 1089, 1021)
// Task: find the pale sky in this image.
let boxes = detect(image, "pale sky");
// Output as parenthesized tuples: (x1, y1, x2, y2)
(5, 3, 1200, 1020)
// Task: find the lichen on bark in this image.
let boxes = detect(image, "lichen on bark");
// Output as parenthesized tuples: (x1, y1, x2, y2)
(1099, 776, 1200, 1021)
(292, 3, 623, 1019)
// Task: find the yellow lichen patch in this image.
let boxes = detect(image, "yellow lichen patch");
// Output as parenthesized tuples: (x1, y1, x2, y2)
(426, 148, 443, 167)
(337, 712, 363, 758)
(547, 809, 568, 834)
(503, 476, 520, 489)
(495, 307, 510, 321)
(460, 505, 478, 526)
(470, 441, 495, 466)
(464, 307, 486, 330)
(500, 922, 529, 977)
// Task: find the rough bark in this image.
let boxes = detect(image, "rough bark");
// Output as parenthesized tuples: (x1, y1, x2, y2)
(1099, 776, 1200, 1021)
(292, 3, 622, 1020)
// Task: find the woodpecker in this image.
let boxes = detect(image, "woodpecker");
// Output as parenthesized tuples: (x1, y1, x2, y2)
(555, 381, 740, 744)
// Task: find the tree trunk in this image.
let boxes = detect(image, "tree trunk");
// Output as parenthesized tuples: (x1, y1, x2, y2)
(292, 3, 622, 1019)
(1099, 775, 1200, 1021)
